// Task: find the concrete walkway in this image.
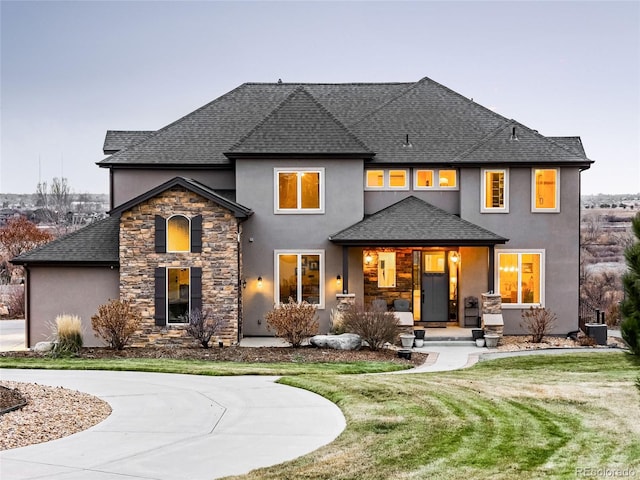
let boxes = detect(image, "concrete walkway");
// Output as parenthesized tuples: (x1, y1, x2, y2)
(0, 369, 346, 480)
(0, 319, 26, 352)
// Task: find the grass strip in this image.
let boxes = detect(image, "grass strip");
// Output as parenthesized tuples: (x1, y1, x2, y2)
(0, 357, 410, 376)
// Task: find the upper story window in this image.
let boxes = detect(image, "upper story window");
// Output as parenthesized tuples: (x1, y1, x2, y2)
(532, 168, 560, 212)
(414, 169, 458, 190)
(365, 169, 409, 190)
(275, 168, 324, 213)
(481, 169, 509, 213)
(155, 214, 202, 253)
(167, 215, 190, 252)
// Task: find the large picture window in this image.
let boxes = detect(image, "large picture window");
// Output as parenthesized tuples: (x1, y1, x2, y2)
(481, 169, 508, 212)
(532, 168, 559, 212)
(275, 251, 324, 307)
(497, 250, 544, 307)
(275, 168, 324, 213)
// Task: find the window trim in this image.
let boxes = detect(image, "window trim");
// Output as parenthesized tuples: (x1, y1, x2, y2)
(274, 249, 325, 309)
(274, 168, 325, 214)
(531, 168, 560, 213)
(495, 249, 545, 308)
(166, 214, 191, 253)
(413, 168, 459, 191)
(481, 168, 509, 213)
(364, 168, 410, 191)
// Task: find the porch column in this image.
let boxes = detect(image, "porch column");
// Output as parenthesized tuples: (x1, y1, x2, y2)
(488, 245, 495, 293)
(341, 246, 349, 294)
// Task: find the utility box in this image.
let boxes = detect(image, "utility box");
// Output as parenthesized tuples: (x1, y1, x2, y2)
(585, 323, 607, 345)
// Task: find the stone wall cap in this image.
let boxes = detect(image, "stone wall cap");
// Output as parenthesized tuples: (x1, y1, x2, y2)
(482, 313, 504, 325)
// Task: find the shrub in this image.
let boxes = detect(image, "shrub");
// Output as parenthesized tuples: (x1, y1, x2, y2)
(6, 287, 24, 319)
(621, 213, 640, 356)
(185, 308, 224, 348)
(265, 297, 319, 348)
(52, 314, 83, 356)
(91, 299, 141, 350)
(520, 307, 557, 343)
(340, 302, 400, 351)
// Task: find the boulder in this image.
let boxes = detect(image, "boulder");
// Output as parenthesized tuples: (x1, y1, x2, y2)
(310, 333, 362, 351)
(33, 341, 54, 353)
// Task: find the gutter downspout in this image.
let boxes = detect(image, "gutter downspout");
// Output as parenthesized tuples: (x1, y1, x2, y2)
(24, 266, 31, 348)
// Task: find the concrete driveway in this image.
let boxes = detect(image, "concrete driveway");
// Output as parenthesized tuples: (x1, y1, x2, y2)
(0, 369, 346, 480)
(0, 319, 26, 352)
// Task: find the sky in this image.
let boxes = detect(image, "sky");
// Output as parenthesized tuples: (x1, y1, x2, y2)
(1, 0, 639, 195)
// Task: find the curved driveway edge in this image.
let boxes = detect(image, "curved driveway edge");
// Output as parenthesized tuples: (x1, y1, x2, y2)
(0, 369, 346, 480)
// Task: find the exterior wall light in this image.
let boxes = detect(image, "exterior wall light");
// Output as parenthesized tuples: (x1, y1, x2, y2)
(365, 253, 372, 265)
(336, 274, 342, 288)
(257, 276, 263, 288)
(242, 279, 247, 289)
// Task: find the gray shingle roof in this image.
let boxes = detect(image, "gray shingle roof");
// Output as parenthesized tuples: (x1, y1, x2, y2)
(11, 216, 120, 265)
(454, 121, 587, 164)
(103, 130, 155, 154)
(226, 87, 373, 156)
(329, 196, 508, 246)
(99, 77, 591, 168)
(110, 176, 253, 218)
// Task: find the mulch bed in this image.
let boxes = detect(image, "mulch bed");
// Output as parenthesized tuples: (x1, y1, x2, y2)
(1, 345, 430, 367)
(0, 385, 27, 415)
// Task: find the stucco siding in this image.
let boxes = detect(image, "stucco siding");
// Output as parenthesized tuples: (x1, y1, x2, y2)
(112, 169, 235, 208)
(460, 166, 582, 334)
(27, 266, 119, 347)
(236, 158, 365, 335)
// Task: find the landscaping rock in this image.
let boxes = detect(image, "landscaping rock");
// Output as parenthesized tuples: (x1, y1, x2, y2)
(33, 341, 54, 353)
(310, 333, 362, 350)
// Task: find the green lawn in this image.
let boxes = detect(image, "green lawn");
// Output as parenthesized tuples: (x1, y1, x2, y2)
(1, 352, 638, 479)
(232, 352, 640, 480)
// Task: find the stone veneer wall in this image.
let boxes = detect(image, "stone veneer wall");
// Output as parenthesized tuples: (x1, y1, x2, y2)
(119, 186, 240, 347)
(363, 248, 413, 309)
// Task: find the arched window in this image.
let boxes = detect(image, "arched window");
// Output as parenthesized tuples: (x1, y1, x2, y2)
(167, 215, 190, 252)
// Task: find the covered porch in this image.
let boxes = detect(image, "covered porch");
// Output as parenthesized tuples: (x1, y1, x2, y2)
(329, 196, 508, 328)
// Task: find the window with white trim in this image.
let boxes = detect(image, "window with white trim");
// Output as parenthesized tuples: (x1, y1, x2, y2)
(275, 250, 324, 307)
(481, 169, 509, 213)
(364, 169, 409, 190)
(413, 169, 458, 190)
(275, 168, 324, 213)
(496, 250, 544, 307)
(532, 168, 560, 212)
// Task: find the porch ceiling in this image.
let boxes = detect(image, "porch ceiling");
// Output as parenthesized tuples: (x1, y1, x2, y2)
(329, 196, 508, 247)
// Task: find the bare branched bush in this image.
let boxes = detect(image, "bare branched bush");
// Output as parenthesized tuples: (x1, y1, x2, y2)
(341, 302, 400, 351)
(185, 308, 224, 348)
(91, 299, 141, 350)
(6, 287, 24, 318)
(265, 297, 319, 348)
(520, 307, 557, 343)
(51, 314, 83, 356)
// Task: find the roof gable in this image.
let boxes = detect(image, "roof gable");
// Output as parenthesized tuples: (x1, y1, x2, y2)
(226, 87, 373, 157)
(109, 177, 253, 218)
(329, 196, 507, 246)
(11, 216, 120, 265)
(454, 121, 589, 164)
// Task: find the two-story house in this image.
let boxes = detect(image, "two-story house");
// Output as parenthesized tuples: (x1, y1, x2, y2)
(13, 77, 592, 347)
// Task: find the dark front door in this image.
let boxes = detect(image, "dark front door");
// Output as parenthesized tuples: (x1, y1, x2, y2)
(421, 251, 449, 322)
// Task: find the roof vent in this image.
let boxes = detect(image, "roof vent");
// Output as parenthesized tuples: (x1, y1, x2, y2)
(402, 134, 413, 148)
(510, 126, 519, 141)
